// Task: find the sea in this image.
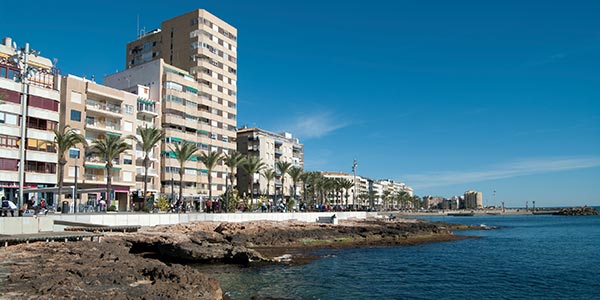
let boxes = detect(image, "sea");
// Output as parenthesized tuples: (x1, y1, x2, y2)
(199, 212, 600, 300)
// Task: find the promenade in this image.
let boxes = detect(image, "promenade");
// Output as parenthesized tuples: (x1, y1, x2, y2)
(0, 211, 378, 235)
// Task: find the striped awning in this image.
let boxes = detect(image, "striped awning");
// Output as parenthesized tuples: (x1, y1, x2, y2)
(137, 97, 154, 105)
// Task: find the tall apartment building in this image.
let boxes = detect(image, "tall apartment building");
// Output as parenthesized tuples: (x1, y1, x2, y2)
(60, 75, 160, 211)
(237, 127, 304, 197)
(105, 9, 237, 201)
(0, 37, 60, 205)
(464, 190, 483, 209)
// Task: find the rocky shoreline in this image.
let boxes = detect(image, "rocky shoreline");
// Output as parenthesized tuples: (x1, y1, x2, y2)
(0, 218, 479, 299)
(553, 207, 600, 216)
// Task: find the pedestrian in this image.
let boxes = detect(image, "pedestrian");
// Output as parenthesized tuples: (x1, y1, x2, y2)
(2, 196, 15, 217)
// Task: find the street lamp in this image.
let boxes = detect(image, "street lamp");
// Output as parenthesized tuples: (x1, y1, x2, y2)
(352, 159, 357, 210)
(69, 149, 80, 213)
(10, 42, 40, 210)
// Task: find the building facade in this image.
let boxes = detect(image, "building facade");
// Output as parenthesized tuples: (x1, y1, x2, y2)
(0, 37, 60, 205)
(105, 9, 237, 201)
(60, 75, 158, 211)
(237, 127, 304, 198)
(464, 190, 483, 209)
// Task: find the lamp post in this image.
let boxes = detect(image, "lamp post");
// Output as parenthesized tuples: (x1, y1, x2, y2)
(10, 42, 40, 210)
(352, 159, 357, 210)
(72, 150, 79, 213)
(224, 170, 228, 213)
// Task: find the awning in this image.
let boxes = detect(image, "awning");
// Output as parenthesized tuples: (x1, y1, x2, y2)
(184, 86, 198, 94)
(85, 164, 121, 170)
(137, 97, 154, 105)
(106, 132, 121, 137)
(170, 137, 183, 142)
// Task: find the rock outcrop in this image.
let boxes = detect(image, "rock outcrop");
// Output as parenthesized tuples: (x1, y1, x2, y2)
(554, 207, 600, 216)
(0, 239, 222, 300)
(0, 218, 476, 299)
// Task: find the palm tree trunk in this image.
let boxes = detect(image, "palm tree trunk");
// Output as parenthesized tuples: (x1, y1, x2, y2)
(57, 160, 65, 208)
(248, 176, 253, 198)
(208, 173, 212, 203)
(106, 166, 112, 209)
(179, 169, 184, 204)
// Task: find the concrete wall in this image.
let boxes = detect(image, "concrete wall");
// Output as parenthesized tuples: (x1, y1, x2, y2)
(0, 217, 54, 235)
(52, 211, 376, 227)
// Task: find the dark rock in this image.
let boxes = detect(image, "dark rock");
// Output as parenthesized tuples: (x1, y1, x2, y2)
(554, 207, 600, 216)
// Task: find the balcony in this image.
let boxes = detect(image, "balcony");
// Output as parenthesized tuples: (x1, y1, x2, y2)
(85, 119, 121, 134)
(136, 167, 158, 177)
(137, 99, 159, 117)
(86, 99, 122, 117)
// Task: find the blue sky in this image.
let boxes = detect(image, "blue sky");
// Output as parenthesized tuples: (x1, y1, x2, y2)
(4, 1, 599, 207)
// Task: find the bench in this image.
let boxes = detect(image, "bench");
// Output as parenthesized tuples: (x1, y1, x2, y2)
(316, 214, 338, 225)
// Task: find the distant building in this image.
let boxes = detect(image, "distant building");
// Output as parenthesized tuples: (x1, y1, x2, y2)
(237, 127, 303, 197)
(464, 190, 483, 209)
(423, 196, 445, 209)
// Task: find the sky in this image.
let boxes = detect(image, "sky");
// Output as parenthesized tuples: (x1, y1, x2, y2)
(3, 0, 599, 207)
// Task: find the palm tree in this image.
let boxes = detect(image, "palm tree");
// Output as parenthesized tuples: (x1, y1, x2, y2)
(382, 190, 392, 210)
(242, 156, 265, 197)
(287, 166, 303, 201)
(89, 134, 132, 208)
(223, 151, 246, 195)
(338, 178, 355, 208)
(199, 150, 222, 203)
(299, 171, 312, 205)
(128, 127, 164, 208)
(275, 161, 292, 198)
(261, 168, 276, 198)
(171, 141, 199, 204)
(51, 126, 87, 207)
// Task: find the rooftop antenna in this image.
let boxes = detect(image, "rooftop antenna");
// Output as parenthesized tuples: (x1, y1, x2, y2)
(136, 14, 140, 38)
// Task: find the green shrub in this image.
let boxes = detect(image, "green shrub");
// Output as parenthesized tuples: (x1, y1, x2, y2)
(107, 205, 117, 212)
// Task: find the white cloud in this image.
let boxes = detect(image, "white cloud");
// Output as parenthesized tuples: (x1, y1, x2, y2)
(404, 156, 600, 189)
(281, 111, 349, 139)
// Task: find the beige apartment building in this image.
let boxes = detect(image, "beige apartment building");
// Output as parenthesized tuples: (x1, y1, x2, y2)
(0, 37, 60, 205)
(320, 172, 360, 207)
(60, 75, 160, 211)
(237, 127, 304, 198)
(105, 9, 237, 201)
(464, 190, 483, 209)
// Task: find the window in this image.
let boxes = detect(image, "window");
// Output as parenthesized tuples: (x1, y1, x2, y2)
(124, 121, 133, 132)
(123, 155, 132, 165)
(8, 69, 20, 80)
(124, 105, 134, 115)
(67, 166, 76, 177)
(123, 171, 132, 182)
(0, 135, 19, 148)
(71, 91, 82, 103)
(70, 110, 81, 122)
(25, 161, 56, 173)
(27, 138, 56, 152)
(0, 112, 19, 125)
(0, 158, 18, 171)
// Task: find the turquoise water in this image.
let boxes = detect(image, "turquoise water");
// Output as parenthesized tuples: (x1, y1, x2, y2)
(209, 214, 600, 300)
